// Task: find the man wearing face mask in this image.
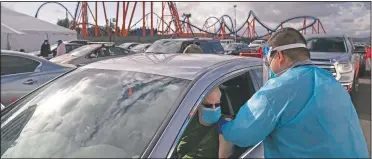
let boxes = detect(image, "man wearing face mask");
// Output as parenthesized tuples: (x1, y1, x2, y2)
(177, 87, 234, 158)
(40, 40, 51, 58)
(217, 27, 369, 158)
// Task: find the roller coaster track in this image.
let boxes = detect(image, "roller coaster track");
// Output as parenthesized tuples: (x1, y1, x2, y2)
(35, 2, 326, 39)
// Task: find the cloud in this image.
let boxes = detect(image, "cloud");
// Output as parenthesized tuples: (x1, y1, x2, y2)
(1, 2, 370, 37)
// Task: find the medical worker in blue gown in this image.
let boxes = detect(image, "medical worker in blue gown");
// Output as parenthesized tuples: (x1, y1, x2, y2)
(217, 28, 369, 158)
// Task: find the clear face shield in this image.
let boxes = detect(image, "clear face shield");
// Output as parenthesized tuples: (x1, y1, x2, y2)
(262, 43, 308, 82)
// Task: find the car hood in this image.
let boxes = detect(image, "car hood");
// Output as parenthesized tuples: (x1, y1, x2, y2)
(310, 52, 350, 62)
(50, 54, 77, 64)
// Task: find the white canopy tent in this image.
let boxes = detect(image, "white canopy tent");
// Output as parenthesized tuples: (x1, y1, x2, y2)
(1, 6, 77, 52)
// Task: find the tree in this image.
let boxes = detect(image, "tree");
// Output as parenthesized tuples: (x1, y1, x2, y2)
(57, 18, 71, 28)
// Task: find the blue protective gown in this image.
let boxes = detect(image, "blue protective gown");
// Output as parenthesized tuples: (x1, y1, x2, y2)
(221, 65, 369, 158)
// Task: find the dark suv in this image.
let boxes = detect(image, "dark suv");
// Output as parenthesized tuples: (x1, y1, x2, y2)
(145, 38, 225, 54)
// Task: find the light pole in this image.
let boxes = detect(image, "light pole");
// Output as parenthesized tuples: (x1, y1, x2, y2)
(233, 5, 237, 42)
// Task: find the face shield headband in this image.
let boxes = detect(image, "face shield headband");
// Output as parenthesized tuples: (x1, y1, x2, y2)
(263, 43, 307, 65)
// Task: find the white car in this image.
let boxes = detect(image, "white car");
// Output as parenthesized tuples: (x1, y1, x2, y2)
(248, 40, 266, 51)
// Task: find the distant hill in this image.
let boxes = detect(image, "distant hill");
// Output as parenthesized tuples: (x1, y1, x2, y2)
(352, 37, 371, 45)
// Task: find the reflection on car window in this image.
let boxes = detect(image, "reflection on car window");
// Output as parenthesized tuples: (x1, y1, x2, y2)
(252, 67, 263, 88)
(146, 40, 183, 53)
(306, 37, 346, 53)
(1, 68, 190, 158)
(132, 44, 150, 50)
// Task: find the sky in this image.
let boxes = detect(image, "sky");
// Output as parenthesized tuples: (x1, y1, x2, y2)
(1, 2, 371, 37)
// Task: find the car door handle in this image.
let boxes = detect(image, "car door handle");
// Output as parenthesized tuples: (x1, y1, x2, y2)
(23, 79, 36, 85)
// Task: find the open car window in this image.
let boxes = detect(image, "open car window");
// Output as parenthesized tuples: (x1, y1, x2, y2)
(172, 69, 259, 158)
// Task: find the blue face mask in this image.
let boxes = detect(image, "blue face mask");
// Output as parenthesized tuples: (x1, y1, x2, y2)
(201, 106, 221, 124)
(269, 69, 277, 79)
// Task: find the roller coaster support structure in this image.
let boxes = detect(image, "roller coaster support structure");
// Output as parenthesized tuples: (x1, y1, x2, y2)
(35, 2, 327, 38)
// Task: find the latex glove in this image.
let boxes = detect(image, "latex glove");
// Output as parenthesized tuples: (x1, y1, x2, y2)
(217, 118, 231, 134)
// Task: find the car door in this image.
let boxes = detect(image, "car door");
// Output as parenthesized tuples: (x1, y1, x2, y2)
(1, 54, 42, 105)
(158, 66, 264, 158)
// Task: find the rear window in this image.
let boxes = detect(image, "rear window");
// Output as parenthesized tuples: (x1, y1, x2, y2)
(146, 40, 183, 53)
(306, 37, 346, 53)
(1, 68, 190, 158)
(354, 45, 366, 53)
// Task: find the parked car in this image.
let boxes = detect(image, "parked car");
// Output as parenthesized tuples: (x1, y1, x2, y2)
(224, 43, 250, 55)
(130, 43, 152, 53)
(305, 34, 363, 95)
(353, 44, 368, 77)
(248, 39, 266, 52)
(29, 42, 83, 59)
(49, 44, 135, 67)
(0, 53, 264, 158)
(68, 39, 90, 45)
(1, 50, 74, 106)
(118, 42, 140, 49)
(146, 38, 225, 54)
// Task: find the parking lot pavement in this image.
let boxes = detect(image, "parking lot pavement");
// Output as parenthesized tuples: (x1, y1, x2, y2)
(352, 75, 371, 155)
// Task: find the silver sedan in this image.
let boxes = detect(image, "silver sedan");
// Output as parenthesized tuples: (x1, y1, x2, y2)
(1, 50, 75, 106)
(1, 53, 264, 158)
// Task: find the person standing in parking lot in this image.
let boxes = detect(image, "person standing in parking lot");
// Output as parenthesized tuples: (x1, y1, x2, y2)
(217, 27, 369, 158)
(56, 40, 66, 57)
(40, 40, 51, 57)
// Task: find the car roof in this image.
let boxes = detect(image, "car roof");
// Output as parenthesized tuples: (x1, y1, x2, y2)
(304, 34, 346, 39)
(84, 53, 261, 80)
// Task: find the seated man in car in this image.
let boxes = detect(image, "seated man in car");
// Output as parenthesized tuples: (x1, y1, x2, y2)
(176, 87, 234, 158)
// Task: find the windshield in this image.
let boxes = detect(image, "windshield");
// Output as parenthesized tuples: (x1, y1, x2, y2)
(70, 45, 101, 56)
(145, 40, 183, 53)
(1, 68, 190, 158)
(306, 37, 346, 52)
(132, 44, 150, 50)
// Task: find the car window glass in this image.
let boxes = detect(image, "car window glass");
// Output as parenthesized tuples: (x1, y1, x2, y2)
(173, 71, 257, 158)
(146, 40, 183, 53)
(251, 67, 263, 88)
(210, 42, 224, 53)
(198, 41, 213, 53)
(1, 68, 190, 158)
(70, 45, 101, 57)
(306, 37, 346, 53)
(107, 47, 129, 55)
(1, 55, 40, 76)
(65, 45, 77, 53)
